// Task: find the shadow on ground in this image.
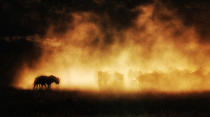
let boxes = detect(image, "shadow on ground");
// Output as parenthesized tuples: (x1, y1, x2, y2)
(1, 88, 210, 117)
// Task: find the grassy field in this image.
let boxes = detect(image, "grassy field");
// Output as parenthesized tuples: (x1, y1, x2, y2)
(1, 88, 210, 117)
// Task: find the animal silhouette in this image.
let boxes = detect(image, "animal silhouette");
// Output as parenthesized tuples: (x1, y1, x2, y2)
(33, 75, 60, 89)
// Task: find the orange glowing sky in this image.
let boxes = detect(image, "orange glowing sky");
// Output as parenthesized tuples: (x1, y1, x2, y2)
(14, 2, 210, 93)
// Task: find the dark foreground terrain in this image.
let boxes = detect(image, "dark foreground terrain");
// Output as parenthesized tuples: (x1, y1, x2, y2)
(1, 88, 210, 117)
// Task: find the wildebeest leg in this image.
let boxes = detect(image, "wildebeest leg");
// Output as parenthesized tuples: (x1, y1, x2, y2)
(47, 84, 51, 89)
(41, 84, 45, 89)
(33, 84, 36, 90)
(36, 84, 39, 89)
(44, 84, 47, 89)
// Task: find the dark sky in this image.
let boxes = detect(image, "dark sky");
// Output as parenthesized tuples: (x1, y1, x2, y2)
(0, 0, 209, 88)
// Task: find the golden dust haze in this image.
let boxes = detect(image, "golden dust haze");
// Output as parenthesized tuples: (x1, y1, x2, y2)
(14, 2, 210, 93)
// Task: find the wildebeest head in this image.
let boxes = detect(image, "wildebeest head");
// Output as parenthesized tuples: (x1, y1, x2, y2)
(49, 75, 60, 84)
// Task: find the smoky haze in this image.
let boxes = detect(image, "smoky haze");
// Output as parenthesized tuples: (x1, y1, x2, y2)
(0, 0, 209, 90)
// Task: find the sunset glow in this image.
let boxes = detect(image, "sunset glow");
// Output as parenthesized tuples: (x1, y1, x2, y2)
(15, 2, 210, 93)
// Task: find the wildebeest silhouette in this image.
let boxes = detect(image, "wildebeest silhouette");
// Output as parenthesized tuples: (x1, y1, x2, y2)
(33, 75, 60, 89)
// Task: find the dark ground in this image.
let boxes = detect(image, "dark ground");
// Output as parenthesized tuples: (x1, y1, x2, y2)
(1, 88, 210, 117)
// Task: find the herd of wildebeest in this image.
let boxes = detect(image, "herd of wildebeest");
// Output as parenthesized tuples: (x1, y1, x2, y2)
(33, 75, 60, 89)
(33, 73, 125, 90)
(33, 71, 127, 90)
